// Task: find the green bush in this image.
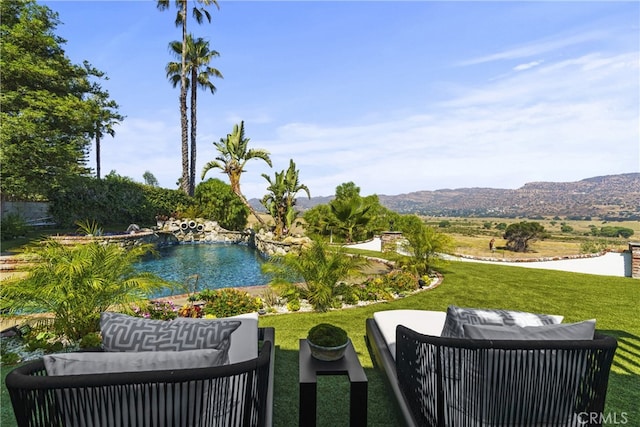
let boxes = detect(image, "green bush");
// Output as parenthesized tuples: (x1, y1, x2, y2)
(49, 174, 191, 227)
(1, 213, 29, 240)
(196, 288, 261, 318)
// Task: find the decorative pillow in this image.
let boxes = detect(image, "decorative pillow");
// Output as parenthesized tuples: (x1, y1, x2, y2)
(100, 312, 241, 362)
(44, 348, 227, 376)
(463, 319, 596, 341)
(440, 305, 563, 338)
(173, 312, 259, 364)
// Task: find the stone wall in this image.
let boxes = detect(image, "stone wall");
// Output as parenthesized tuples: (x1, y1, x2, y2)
(1, 201, 52, 225)
(381, 231, 404, 252)
(630, 242, 640, 279)
(156, 219, 249, 244)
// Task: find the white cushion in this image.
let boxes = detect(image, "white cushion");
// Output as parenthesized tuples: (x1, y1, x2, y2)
(43, 348, 226, 376)
(373, 310, 447, 359)
(174, 312, 259, 364)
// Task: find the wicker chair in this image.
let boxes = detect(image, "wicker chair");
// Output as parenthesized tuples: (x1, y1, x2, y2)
(6, 327, 275, 427)
(366, 319, 618, 427)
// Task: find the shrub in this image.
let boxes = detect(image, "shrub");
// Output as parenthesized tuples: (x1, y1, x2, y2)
(384, 270, 419, 293)
(1, 213, 29, 240)
(196, 288, 261, 317)
(132, 300, 179, 320)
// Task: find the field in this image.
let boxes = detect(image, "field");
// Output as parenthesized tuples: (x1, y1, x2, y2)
(423, 217, 639, 259)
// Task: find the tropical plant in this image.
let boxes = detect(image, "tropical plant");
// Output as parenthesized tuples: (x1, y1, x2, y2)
(330, 198, 372, 243)
(157, 0, 219, 194)
(201, 121, 272, 224)
(397, 214, 453, 275)
(264, 239, 368, 312)
(167, 34, 222, 195)
(261, 159, 310, 238)
(503, 221, 547, 252)
(194, 178, 249, 230)
(0, 239, 170, 343)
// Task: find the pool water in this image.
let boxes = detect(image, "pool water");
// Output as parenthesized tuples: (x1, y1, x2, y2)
(136, 244, 271, 298)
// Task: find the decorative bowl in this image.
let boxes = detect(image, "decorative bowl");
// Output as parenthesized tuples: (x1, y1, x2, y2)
(307, 339, 350, 361)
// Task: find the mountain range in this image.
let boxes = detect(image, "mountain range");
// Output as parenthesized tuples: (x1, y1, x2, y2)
(252, 173, 640, 220)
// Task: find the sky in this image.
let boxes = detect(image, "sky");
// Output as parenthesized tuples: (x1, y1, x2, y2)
(42, 0, 639, 199)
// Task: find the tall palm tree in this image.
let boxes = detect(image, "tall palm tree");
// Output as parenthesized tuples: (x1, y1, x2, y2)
(202, 121, 272, 225)
(157, 0, 218, 194)
(167, 35, 222, 195)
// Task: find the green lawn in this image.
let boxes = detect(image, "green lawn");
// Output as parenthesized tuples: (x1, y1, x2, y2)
(2, 260, 638, 426)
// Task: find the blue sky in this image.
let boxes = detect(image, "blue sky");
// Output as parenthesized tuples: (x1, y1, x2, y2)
(43, 1, 639, 199)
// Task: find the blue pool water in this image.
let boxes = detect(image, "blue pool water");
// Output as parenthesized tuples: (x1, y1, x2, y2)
(136, 244, 270, 298)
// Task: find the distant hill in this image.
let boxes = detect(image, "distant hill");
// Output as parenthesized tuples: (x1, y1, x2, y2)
(250, 173, 640, 220)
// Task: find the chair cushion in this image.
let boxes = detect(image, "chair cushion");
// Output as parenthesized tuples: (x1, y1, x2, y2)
(440, 305, 563, 338)
(173, 312, 259, 364)
(43, 348, 227, 376)
(373, 310, 447, 359)
(463, 319, 596, 341)
(100, 312, 241, 363)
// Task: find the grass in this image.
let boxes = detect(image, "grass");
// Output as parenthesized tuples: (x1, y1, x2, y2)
(256, 260, 638, 426)
(2, 253, 638, 425)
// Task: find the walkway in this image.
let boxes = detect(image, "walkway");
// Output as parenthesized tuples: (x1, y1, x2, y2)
(346, 237, 630, 277)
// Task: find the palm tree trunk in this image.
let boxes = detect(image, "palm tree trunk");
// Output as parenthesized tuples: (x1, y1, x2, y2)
(189, 68, 197, 196)
(179, 1, 190, 194)
(95, 130, 101, 180)
(230, 177, 265, 226)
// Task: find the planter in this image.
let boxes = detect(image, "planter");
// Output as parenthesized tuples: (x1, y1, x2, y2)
(306, 323, 350, 361)
(307, 339, 350, 361)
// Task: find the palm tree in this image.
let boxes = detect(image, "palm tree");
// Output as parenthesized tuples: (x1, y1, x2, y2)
(330, 198, 372, 243)
(202, 121, 272, 225)
(83, 61, 124, 180)
(157, 0, 218, 194)
(167, 35, 222, 195)
(262, 159, 310, 238)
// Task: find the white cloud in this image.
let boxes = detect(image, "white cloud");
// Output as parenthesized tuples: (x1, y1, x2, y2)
(513, 60, 544, 71)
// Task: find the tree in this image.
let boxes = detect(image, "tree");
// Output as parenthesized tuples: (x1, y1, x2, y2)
(201, 121, 272, 224)
(0, 1, 114, 199)
(0, 239, 169, 342)
(143, 171, 159, 187)
(503, 221, 546, 252)
(397, 215, 453, 275)
(330, 198, 372, 243)
(194, 178, 248, 230)
(157, 0, 219, 195)
(167, 35, 222, 195)
(84, 61, 124, 180)
(263, 239, 368, 312)
(261, 159, 310, 238)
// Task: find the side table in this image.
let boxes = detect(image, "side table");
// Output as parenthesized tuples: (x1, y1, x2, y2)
(299, 339, 368, 427)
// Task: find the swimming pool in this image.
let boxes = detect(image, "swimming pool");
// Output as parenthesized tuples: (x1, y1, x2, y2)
(136, 244, 271, 298)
